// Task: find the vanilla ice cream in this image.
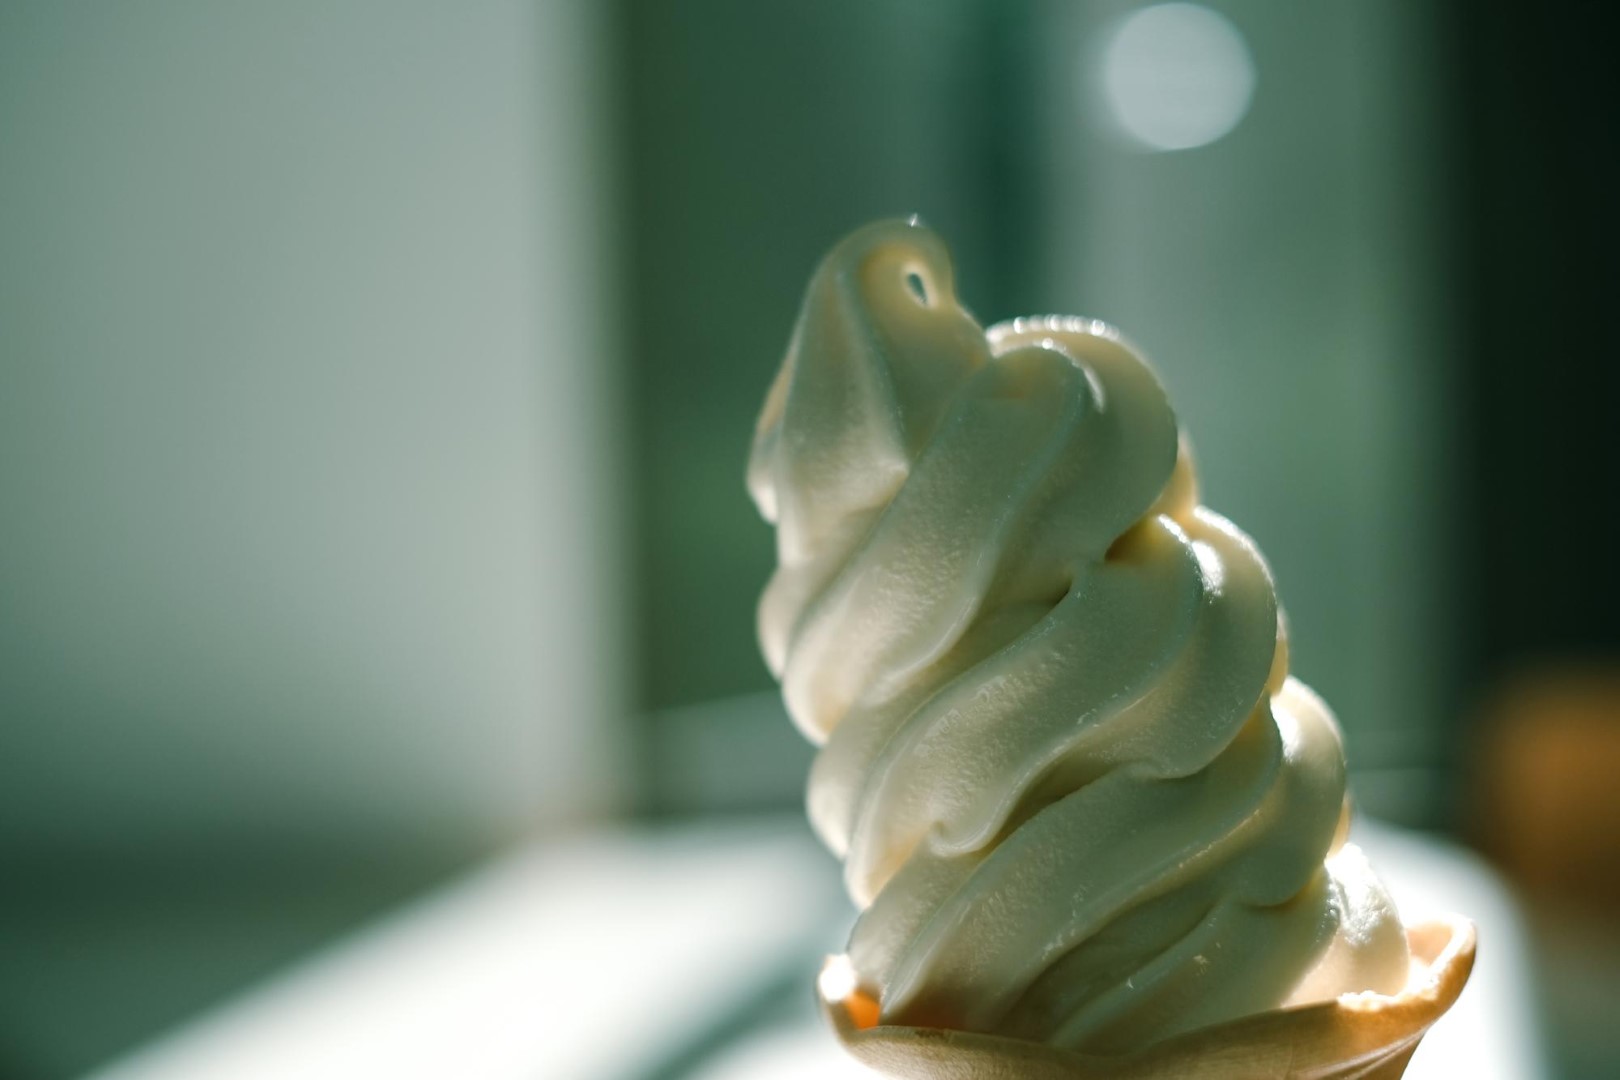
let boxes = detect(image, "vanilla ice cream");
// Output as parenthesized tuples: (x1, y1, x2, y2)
(748, 218, 1411, 1054)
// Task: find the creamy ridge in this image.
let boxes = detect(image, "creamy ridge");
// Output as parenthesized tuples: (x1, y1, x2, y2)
(748, 219, 1410, 1054)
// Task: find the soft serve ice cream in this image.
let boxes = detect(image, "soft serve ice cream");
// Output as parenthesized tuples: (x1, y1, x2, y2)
(747, 219, 1418, 1056)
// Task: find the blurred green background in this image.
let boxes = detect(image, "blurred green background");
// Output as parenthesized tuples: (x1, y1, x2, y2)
(2, 1, 1616, 1078)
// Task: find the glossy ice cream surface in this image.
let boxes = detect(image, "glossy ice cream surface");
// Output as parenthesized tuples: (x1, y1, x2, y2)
(748, 219, 1411, 1054)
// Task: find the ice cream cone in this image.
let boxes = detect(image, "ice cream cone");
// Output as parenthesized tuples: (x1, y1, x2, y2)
(820, 915, 1474, 1080)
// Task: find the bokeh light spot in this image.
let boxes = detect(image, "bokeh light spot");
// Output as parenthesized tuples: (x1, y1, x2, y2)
(1099, 3, 1256, 152)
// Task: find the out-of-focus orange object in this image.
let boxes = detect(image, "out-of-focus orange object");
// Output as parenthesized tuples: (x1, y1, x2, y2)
(846, 988, 882, 1032)
(1471, 666, 1620, 906)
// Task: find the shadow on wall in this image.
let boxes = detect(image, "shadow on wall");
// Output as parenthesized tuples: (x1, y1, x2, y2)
(623, 0, 1456, 829)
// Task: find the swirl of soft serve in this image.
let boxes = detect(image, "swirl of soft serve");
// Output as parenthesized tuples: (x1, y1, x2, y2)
(747, 219, 1412, 1054)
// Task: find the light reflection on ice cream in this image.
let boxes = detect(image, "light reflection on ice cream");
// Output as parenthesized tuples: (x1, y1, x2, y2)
(748, 218, 1411, 1053)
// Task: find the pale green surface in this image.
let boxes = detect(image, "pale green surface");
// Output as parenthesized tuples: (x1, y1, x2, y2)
(0, 2, 619, 1075)
(0, 0, 623, 856)
(0, 853, 466, 1079)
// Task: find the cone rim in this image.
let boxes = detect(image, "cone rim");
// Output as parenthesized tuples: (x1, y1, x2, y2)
(819, 914, 1475, 1079)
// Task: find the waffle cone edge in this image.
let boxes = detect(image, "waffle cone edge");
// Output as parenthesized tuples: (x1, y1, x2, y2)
(820, 915, 1475, 1080)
